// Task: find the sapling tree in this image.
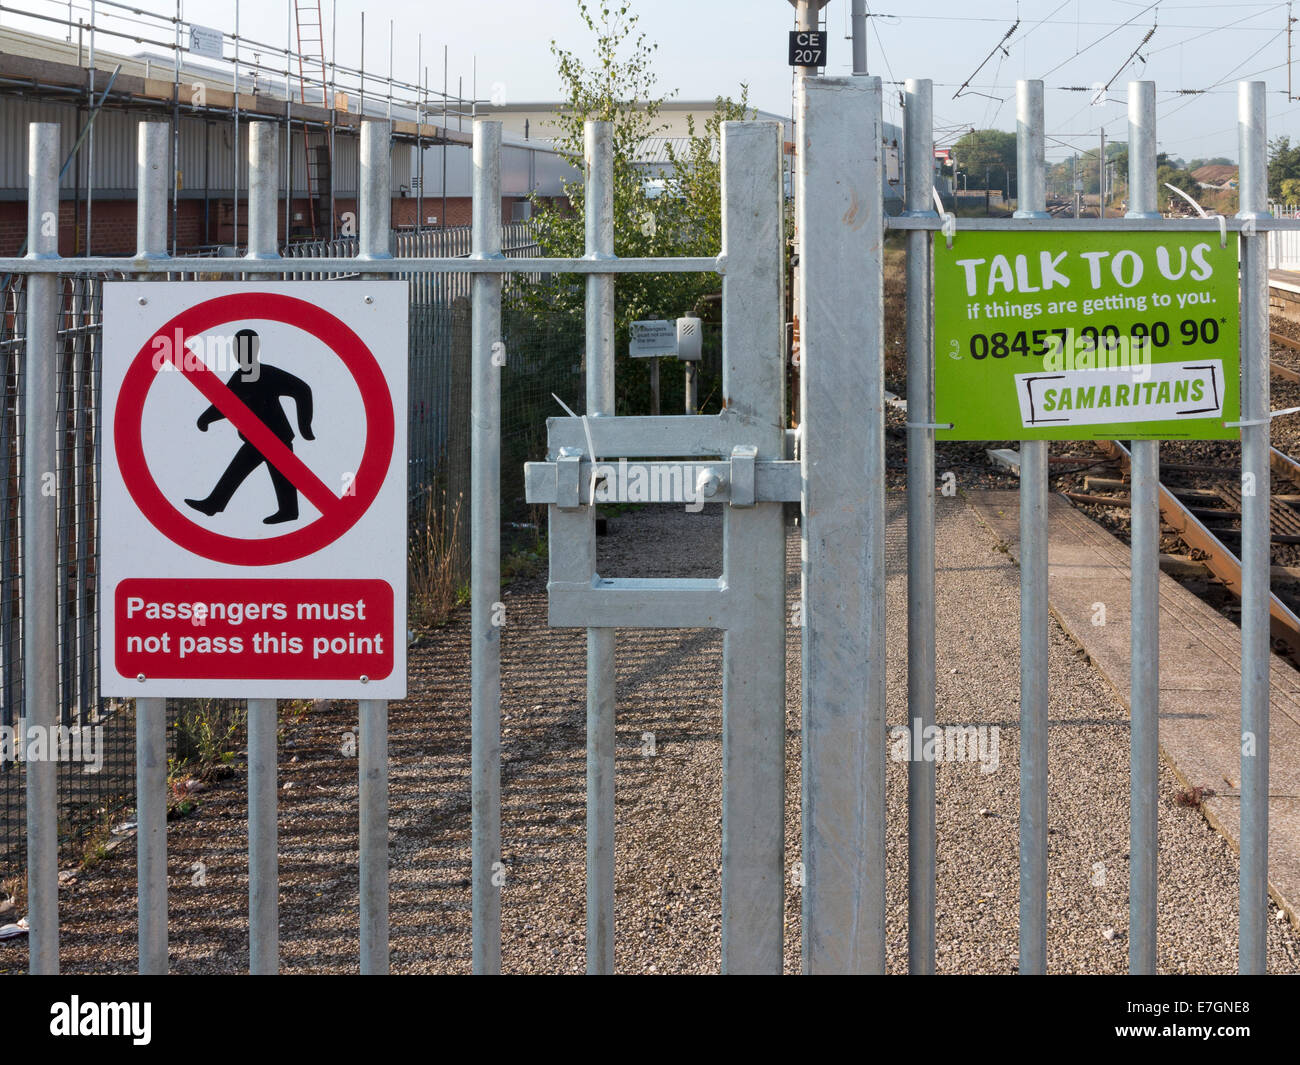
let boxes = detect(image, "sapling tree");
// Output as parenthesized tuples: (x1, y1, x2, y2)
(518, 0, 755, 413)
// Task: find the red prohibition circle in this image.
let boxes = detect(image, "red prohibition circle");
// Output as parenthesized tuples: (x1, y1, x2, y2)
(115, 292, 395, 567)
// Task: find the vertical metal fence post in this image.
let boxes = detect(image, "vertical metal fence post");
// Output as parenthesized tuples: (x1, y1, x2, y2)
(135, 120, 171, 975)
(24, 121, 61, 976)
(798, 75, 886, 974)
(719, 120, 786, 974)
(1237, 79, 1271, 975)
(583, 119, 617, 976)
(358, 118, 393, 975)
(471, 118, 504, 975)
(1125, 80, 1161, 975)
(903, 78, 937, 975)
(1014, 78, 1051, 975)
(246, 121, 280, 975)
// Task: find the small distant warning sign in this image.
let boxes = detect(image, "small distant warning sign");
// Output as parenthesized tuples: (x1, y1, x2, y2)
(629, 320, 677, 358)
(188, 24, 223, 59)
(101, 282, 408, 699)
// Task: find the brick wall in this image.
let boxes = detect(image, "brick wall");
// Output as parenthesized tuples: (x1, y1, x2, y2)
(0, 193, 555, 256)
(0, 198, 206, 256)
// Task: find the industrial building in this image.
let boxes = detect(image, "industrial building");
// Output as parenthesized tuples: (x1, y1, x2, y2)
(0, 16, 573, 255)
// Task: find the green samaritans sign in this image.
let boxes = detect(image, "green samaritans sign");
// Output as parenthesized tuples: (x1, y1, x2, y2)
(934, 231, 1240, 441)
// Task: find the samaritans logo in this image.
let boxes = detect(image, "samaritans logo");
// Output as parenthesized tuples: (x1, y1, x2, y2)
(1017, 358, 1223, 429)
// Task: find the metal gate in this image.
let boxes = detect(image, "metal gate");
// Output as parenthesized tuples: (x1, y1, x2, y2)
(519, 120, 795, 973)
(0, 71, 1287, 975)
(517, 73, 1284, 975)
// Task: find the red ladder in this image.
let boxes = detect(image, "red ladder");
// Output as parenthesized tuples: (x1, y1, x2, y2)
(294, 0, 329, 238)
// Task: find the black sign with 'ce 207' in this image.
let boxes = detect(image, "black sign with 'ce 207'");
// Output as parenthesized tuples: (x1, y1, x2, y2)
(789, 30, 826, 67)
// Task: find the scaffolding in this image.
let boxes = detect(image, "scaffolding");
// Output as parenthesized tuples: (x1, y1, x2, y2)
(0, 0, 481, 250)
(294, 0, 329, 236)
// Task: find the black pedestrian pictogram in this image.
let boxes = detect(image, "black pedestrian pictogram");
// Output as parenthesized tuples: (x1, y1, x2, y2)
(185, 329, 316, 525)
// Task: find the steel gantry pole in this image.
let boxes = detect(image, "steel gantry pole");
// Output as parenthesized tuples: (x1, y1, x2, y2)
(799, 75, 887, 974)
(135, 121, 171, 975)
(1237, 80, 1272, 975)
(24, 122, 61, 976)
(1014, 79, 1051, 975)
(851, 0, 868, 75)
(583, 120, 617, 975)
(904, 78, 937, 975)
(471, 118, 504, 975)
(358, 118, 393, 975)
(1125, 80, 1161, 975)
(246, 121, 281, 975)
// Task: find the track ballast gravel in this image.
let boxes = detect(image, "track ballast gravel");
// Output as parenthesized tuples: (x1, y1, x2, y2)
(11, 497, 1298, 974)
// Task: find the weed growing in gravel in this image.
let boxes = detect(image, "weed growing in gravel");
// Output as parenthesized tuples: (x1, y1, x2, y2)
(409, 490, 467, 631)
(502, 540, 547, 583)
(78, 822, 116, 872)
(1, 874, 25, 918)
(170, 699, 246, 782)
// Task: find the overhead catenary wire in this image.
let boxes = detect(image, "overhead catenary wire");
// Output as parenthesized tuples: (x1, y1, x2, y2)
(1039, 1, 1160, 80)
(953, 18, 1020, 99)
(1159, 27, 1289, 120)
(1097, 23, 1157, 98)
(1034, 5, 1287, 153)
(827, 7, 1280, 30)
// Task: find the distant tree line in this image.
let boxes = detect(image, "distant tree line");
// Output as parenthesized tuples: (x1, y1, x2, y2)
(944, 126, 1239, 212)
(1270, 137, 1300, 205)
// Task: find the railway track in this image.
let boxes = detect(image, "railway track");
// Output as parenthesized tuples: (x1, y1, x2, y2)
(1058, 439, 1300, 667)
(1271, 329, 1300, 383)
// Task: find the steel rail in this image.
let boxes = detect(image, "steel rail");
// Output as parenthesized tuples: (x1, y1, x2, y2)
(1096, 439, 1300, 667)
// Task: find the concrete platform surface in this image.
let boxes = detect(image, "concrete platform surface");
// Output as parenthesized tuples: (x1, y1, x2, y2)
(968, 489, 1300, 926)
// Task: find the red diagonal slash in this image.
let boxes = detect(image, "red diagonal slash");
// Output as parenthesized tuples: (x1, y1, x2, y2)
(164, 346, 343, 520)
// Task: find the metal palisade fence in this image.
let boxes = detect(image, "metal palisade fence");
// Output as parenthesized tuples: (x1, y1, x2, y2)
(0, 211, 585, 889)
(885, 76, 1277, 976)
(0, 113, 716, 974)
(0, 74, 1290, 975)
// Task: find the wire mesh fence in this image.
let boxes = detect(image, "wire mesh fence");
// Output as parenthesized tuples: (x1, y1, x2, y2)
(0, 272, 138, 883)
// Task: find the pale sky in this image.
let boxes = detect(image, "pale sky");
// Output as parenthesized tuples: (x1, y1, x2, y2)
(6, 0, 1298, 161)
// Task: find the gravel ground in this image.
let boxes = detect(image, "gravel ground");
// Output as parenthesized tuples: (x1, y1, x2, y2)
(10, 497, 1298, 974)
(6, 275, 1296, 976)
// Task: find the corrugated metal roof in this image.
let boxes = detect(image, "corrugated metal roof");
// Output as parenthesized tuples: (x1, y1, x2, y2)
(0, 25, 467, 126)
(0, 95, 408, 197)
(635, 137, 718, 165)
